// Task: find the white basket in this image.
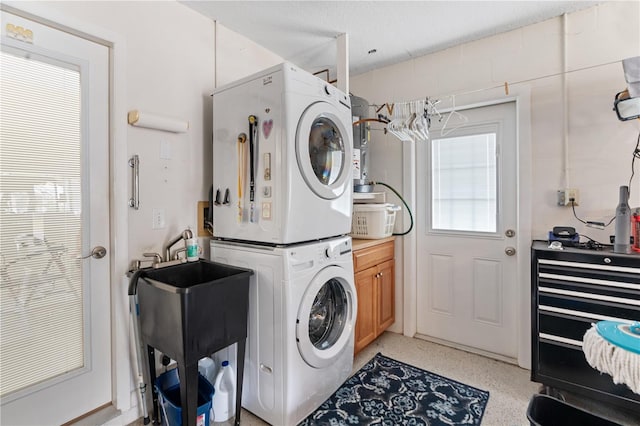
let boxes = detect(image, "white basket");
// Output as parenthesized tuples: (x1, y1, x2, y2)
(351, 203, 401, 239)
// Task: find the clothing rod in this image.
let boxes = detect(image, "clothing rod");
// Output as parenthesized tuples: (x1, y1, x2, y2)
(373, 58, 623, 109)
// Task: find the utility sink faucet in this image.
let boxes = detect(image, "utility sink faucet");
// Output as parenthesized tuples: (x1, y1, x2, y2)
(164, 229, 193, 262)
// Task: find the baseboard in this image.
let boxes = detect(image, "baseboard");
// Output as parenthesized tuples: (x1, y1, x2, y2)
(414, 333, 520, 366)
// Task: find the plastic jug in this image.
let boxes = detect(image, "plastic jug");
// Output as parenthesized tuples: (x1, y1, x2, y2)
(198, 357, 217, 385)
(212, 360, 235, 423)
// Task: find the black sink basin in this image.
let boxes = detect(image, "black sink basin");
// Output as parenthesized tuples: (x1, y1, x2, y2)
(136, 259, 253, 364)
(143, 259, 248, 292)
(132, 258, 253, 426)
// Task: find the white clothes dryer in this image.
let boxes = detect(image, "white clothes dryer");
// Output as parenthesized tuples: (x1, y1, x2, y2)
(211, 236, 356, 426)
(212, 62, 353, 245)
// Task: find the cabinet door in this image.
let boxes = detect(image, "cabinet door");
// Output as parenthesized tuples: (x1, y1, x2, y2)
(354, 267, 377, 354)
(376, 259, 395, 335)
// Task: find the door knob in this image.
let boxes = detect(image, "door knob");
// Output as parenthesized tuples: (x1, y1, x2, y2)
(505, 229, 515, 238)
(78, 246, 107, 260)
(505, 247, 516, 256)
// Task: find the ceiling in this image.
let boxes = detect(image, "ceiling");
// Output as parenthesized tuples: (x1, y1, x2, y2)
(181, 1, 600, 78)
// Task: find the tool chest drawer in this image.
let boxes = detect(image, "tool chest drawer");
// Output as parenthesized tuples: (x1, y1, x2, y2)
(531, 242, 640, 413)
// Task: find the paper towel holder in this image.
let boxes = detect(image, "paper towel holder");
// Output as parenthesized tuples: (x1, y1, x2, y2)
(127, 110, 189, 133)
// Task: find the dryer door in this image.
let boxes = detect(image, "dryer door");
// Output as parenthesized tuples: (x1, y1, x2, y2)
(296, 265, 356, 368)
(296, 101, 353, 200)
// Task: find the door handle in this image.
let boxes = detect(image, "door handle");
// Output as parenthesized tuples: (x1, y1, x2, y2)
(505, 247, 516, 256)
(78, 246, 107, 260)
(128, 155, 140, 210)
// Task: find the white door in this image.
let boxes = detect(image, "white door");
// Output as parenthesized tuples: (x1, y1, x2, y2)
(416, 101, 518, 359)
(0, 10, 111, 425)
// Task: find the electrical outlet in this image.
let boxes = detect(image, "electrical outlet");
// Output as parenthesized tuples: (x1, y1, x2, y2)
(152, 208, 165, 229)
(557, 188, 579, 206)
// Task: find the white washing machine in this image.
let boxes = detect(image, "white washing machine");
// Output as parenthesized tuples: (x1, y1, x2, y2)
(212, 62, 353, 245)
(211, 236, 356, 425)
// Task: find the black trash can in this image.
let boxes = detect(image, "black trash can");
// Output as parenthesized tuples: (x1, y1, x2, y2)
(527, 394, 622, 426)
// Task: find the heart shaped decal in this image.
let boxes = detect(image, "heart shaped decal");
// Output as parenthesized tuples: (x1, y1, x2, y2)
(262, 119, 273, 139)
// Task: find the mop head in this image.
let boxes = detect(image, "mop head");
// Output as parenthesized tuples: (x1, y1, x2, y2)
(583, 323, 640, 394)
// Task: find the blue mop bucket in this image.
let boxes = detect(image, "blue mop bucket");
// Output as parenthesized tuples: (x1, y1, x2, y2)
(155, 368, 214, 426)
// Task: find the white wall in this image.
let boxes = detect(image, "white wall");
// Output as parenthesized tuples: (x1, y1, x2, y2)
(215, 23, 284, 87)
(351, 2, 640, 342)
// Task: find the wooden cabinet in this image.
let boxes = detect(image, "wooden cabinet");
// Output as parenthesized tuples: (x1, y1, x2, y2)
(352, 238, 395, 354)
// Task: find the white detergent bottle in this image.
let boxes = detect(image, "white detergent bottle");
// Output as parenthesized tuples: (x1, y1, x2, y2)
(212, 360, 235, 423)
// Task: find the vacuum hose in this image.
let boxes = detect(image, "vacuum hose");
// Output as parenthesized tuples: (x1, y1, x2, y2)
(370, 181, 414, 236)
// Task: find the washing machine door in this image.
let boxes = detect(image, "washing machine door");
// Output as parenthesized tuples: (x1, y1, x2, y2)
(296, 265, 355, 368)
(296, 101, 353, 200)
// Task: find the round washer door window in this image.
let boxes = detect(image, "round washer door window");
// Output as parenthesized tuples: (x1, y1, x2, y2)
(296, 101, 352, 200)
(296, 266, 355, 368)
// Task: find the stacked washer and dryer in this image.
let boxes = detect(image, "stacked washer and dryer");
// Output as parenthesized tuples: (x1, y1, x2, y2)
(210, 62, 357, 425)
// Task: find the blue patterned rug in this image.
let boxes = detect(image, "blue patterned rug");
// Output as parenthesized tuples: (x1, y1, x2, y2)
(299, 353, 490, 426)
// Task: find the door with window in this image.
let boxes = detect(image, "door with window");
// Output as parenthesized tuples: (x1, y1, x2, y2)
(416, 101, 518, 359)
(0, 10, 111, 425)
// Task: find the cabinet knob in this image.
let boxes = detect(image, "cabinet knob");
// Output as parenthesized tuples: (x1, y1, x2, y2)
(603, 257, 612, 264)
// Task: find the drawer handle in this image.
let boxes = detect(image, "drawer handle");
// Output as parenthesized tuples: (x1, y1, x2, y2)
(604, 257, 612, 264)
(539, 332, 583, 348)
(539, 305, 638, 324)
(539, 286, 640, 307)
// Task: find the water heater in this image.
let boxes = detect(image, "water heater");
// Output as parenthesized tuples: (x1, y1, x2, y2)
(351, 95, 373, 192)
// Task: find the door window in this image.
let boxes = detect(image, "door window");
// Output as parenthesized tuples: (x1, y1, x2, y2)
(0, 48, 84, 397)
(308, 278, 348, 350)
(431, 132, 497, 233)
(308, 117, 345, 186)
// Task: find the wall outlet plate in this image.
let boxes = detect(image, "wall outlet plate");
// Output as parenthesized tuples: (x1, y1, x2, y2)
(152, 208, 165, 229)
(557, 188, 579, 206)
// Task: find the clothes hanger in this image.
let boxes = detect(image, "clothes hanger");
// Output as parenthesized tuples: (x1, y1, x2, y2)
(440, 95, 469, 137)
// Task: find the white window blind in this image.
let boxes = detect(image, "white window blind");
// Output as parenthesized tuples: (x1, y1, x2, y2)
(0, 50, 84, 398)
(431, 133, 497, 233)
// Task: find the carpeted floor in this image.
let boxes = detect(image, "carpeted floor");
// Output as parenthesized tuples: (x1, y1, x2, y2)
(299, 352, 489, 425)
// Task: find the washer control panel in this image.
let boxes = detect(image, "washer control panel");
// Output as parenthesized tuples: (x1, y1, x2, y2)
(319, 237, 352, 262)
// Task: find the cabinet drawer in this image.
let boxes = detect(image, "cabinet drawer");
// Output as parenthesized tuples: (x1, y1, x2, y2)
(538, 293, 638, 322)
(353, 241, 394, 272)
(538, 311, 592, 342)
